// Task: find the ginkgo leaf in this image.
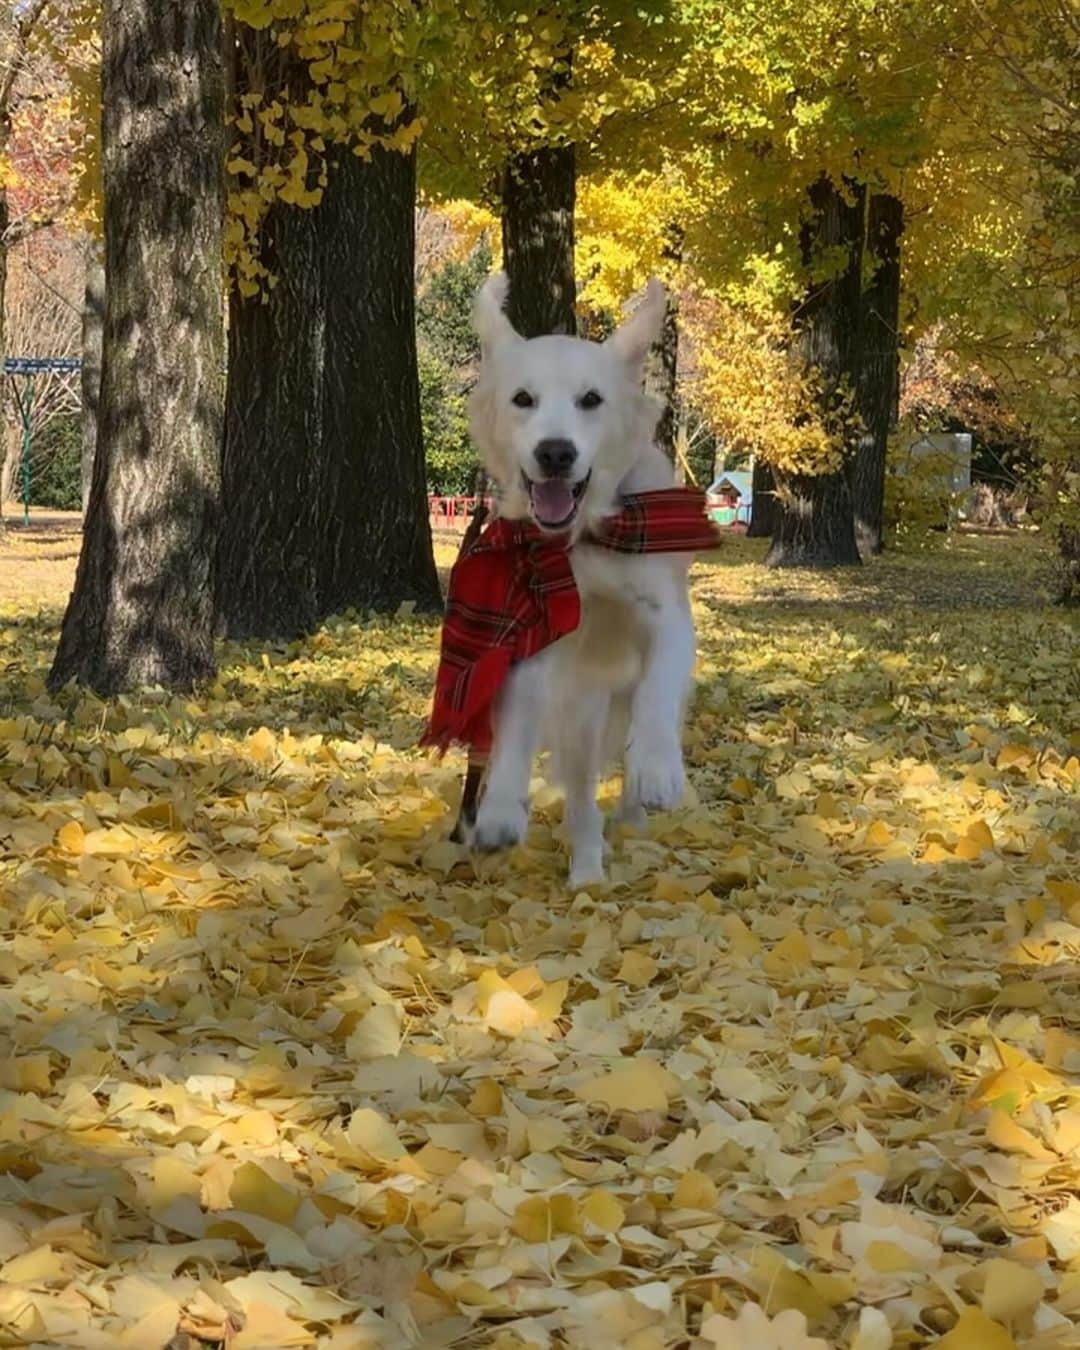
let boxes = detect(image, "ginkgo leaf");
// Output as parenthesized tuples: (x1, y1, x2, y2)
(229, 1163, 301, 1225)
(699, 1303, 829, 1350)
(934, 1308, 1017, 1350)
(576, 1058, 679, 1113)
(980, 1258, 1044, 1323)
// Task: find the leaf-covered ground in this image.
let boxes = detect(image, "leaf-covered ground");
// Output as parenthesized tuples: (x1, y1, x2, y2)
(0, 524, 1078, 1349)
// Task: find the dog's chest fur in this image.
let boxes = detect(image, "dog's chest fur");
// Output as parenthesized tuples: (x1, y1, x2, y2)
(554, 545, 689, 693)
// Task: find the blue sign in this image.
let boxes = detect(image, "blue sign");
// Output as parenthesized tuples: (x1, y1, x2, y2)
(4, 357, 83, 375)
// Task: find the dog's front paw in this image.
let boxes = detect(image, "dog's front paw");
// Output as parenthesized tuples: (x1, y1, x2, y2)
(569, 846, 606, 889)
(624, 740, 685, 812)
(472, 796, 528, 852)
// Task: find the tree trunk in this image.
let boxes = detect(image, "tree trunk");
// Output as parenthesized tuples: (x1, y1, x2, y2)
(501, 142, 577, 338)
(314, 142, 441, 618)
(49, 0, 224, 693)
(81, 240, 105, 517)
(767, 175, 863, 569)
(218, 140, 440, 638)
(218, 196, 327, 638)
(646, 224, 683, 461)
(765, 471, 864, 567)
(851, 193, 902, 556)
(648, 293, 679, 461)
(0, 427, 16, 510)
(747, 457, 777, 537)
(0, 205, 7, 535)
(1058, 521, 1080, 606)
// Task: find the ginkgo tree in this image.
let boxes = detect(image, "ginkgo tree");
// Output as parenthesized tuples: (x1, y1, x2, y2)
(653, 0, 1072, 571)
(216, 0, 688, 637)
(215, 0, 483, 639)
(635, 0, 945, 564)
(902, 0, 1078, 599)
(50, 0, 225, 693)
(419, 1, 685, 338)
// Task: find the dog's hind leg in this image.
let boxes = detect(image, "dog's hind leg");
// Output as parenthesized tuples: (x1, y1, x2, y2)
(473, 655, 545, 851)
(554, 688, 610, 887)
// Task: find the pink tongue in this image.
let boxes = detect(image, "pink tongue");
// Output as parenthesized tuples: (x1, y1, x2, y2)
(531, 479, 574, 523)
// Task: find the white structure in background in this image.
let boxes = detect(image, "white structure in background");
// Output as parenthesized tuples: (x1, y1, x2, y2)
(905, 433, 972, 493)
(900, 432, 973, 519)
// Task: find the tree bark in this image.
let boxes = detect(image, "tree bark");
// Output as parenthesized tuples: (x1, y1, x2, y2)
(314, 142, 441, 618)
(501, 142, 577, 338)
(218, 195, 328, 638)
(218, 140, 440, 638)
(747, 457, 777, 537)
(851, 193, 902, 556)
(80, 240, 105, 516)
(648, 293, 679, 461)
(767, 176, 863, 569)
(49, 0, 224, 693)
(765, 471, 865, 567)
(645, 223, 683, 461)
(0, 202, 8, 534)
(1058, 520, 1080, 605)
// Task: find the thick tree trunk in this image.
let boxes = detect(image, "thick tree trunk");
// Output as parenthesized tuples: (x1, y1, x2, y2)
(765, 471, 864, 567)
(0, 428, 16, 510)
(851, 193, 902, 556)
(314, 143, 441, 618)
(218, 140, 440, 639)
(767, 175, 863, 569)
(81, 241, 105, 517)
(218, 197, 327, 638)
(49, 0, 224, 693)
(747, 458, 777, 537)
(501, 143, 577, 338)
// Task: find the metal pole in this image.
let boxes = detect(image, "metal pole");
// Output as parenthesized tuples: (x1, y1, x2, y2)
(21, 375, 34, 526)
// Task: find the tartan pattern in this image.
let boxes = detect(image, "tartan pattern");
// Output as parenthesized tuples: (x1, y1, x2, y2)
(589, 486, 724, 554)
(421, 487, 719, 755)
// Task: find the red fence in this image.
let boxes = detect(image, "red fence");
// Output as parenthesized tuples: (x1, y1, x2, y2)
(428, 495, 494, 528)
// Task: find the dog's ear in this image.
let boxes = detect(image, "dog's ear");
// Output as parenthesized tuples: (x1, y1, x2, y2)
(606, 277, 667, 370)
(473, 271, 521, 354)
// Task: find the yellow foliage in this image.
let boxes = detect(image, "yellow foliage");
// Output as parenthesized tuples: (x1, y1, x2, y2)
(430, 197, 501, 266)
(684, 290, 847, 476)
(223, 0, 587, 291)
(576, 169, 700, 314)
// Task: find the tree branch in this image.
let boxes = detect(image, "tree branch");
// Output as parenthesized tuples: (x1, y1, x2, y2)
(23, 254, 80, 313)
(0, 0, 52, 112)
(4, 213, 56, 247)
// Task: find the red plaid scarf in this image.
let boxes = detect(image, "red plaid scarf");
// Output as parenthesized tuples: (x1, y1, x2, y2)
(422, 487, 720, 756)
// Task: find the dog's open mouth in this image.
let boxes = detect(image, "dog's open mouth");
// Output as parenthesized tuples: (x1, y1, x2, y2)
(522, 470, 591, 530)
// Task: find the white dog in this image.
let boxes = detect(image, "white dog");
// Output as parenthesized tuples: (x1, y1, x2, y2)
(464, 273, 697, 885)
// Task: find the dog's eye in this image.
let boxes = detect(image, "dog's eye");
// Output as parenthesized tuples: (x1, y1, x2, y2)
(578, 389, 604, 410)
(511, 389, 535, 409)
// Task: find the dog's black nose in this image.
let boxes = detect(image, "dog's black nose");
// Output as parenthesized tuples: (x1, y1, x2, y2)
(534, 438, 577, 478)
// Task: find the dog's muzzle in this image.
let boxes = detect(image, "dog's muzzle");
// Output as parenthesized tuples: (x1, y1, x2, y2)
(521, 469, 591, 531)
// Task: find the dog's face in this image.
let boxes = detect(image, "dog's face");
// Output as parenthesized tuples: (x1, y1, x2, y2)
(468, 274, 666, 533)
